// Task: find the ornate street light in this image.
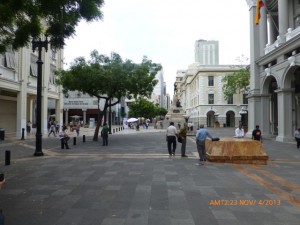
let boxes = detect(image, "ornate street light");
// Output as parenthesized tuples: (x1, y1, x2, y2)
(32, 37, 49, 156)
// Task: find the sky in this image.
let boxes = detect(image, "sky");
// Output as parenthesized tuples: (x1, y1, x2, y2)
(64, 0, 250, 97)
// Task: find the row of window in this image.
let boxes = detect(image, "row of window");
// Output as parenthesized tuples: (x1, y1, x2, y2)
(208, 93, 248, 104)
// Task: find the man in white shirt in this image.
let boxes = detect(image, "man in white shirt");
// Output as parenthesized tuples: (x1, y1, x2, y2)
(166, 122, 178, 156)
(235, 125, 245, 138)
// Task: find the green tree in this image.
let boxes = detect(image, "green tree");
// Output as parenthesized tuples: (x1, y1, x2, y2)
(56, 50, 161, 141)
(128, 98, 168, 119)
(0, 0, 104, 52)
(222, 67, 250, 100)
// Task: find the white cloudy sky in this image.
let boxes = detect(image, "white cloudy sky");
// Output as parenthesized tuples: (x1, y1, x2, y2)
(64, 0, 250, 96)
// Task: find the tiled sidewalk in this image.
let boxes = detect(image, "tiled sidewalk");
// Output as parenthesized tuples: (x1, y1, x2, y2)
(0, 127, 299, 225)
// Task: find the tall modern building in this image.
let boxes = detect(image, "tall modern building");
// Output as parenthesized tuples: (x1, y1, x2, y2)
(195, 39, 219, 65)
(245, 0, 300, 142)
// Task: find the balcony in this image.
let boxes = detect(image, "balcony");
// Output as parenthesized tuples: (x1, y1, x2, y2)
(265, 26, 300, 55)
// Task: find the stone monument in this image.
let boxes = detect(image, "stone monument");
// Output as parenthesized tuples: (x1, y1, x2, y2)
(165, 83, 185, 123)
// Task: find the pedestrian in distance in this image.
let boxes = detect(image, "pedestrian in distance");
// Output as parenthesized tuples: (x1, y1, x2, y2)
(166, 122, 178, 156)
(252, 125, 262, 142)
(235, 125, 245, 138)
(101, 123, 109, 146)
(55, 121, 60, 134)
(195, 124, 213, 164)
(59, 126, 70, 149)
(294, 128, 300, 149)
(75, 121, 80, 137)
(178, 123, 188, 157)
(48, 123, 56, 137)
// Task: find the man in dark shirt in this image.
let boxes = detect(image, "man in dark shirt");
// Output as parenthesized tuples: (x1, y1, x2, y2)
(252, 125, 262, 142)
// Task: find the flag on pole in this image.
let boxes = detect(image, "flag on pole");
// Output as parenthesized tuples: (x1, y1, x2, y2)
(255, 0, 265, 25)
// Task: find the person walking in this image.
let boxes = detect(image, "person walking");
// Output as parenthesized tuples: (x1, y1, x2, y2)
(75, 121, 80, 137)
(59, 126, 70, 149)
(178, 123, 188, 157)
(166, 122, 178, 156)
(195, 125, 213, 164)
(48, 123, 56, 137)
(55, 121, 60, 134)
(101, 123, 109, 146)
(294, 128, 300, 149)
(252, 125, 262, 142)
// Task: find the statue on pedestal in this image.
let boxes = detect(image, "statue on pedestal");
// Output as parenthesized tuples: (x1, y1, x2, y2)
(176, 99, 181, 107)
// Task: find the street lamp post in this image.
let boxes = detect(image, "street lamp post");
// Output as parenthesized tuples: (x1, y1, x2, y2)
(109, 99, 112, 134)
(32, 38, 48, 156)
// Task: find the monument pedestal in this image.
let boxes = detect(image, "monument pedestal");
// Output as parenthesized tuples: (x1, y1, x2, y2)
(205, 138, 268, 165)
(165, 106, 185, 123)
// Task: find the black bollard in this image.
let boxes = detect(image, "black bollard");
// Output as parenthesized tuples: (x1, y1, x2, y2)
(83, 135, 85, 143)
(73, 137, 76, 145)
(21, 128, 25, 140)
(5, 150, 10, 165)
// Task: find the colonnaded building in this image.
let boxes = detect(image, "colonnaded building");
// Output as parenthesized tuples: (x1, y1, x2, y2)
(0, 43, 64, 138)
(246, 0, 300, 141)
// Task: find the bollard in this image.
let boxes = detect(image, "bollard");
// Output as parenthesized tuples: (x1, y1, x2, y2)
(73, 137, 76, 145)
(21, 128, 25, 140)
(5, 150, 10, 165)
(119, 127, 120, 131)
(83, 135, 85, 143)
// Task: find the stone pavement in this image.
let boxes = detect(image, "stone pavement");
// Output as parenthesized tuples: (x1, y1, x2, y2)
(0, 126, 300, 225)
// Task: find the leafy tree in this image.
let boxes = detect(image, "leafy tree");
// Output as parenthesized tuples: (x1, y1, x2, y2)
(56, 50, 161, 141)
(128, 98, 168, 119)
(157, 107, 168, 117)
(0, 0, 104, 52)
(222, 67, 250, 100)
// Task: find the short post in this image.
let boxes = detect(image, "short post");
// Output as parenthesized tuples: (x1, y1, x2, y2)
(83, 135, 86, 143)
(5, 150, 10, 165)
(21, 128, 25, 140)
(73, 137, 76, 145)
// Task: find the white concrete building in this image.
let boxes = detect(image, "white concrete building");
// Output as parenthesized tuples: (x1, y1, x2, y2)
(0, 44, 64, 138)
(179, 63, 247, 129)
(63, 92, 124, 126)
(246, 0, 300, 142)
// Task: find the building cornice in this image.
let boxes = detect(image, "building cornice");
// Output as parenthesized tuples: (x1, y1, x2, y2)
(256, 35, 300, 66)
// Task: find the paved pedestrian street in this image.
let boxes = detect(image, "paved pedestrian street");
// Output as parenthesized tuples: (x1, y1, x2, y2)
(0, 127, 300, 225)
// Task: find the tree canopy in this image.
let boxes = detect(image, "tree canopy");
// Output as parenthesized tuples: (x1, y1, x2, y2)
(128, 98, 168, 119)
(56, 50, 162, 141)
(222, 67, 250, 100)
(0, 0, 104, 52)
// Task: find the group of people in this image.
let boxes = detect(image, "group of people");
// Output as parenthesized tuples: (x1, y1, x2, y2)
(166, 122, 263, 164)
(57, 123, 110, 149)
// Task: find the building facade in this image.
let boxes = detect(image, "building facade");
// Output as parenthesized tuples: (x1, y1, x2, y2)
(63, 92, 124, 127)
(179, 63, 247, 129)
(195, 39, 219, 65)
(246, 0, 300, 141)
(0, 43, 64, 138)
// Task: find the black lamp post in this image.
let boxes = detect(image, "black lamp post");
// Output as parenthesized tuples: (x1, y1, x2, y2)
(32, 37, 48, 156)
(108, 99, 112, 134)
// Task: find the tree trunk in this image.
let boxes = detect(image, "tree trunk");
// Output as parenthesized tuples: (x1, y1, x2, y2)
(93, 102, 108, 141)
